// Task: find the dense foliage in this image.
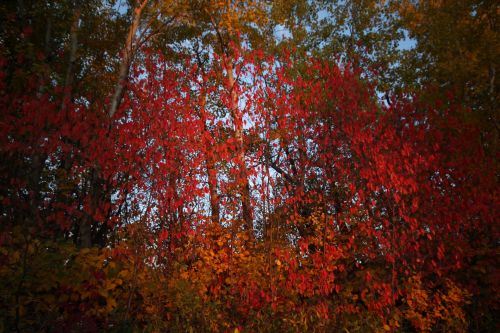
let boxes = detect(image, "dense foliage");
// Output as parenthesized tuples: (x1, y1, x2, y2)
(0, 0, 497, 332)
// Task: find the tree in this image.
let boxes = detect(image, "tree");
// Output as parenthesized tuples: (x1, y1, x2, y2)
(0, 1, 497, 332)
(398, 0, 499, 154)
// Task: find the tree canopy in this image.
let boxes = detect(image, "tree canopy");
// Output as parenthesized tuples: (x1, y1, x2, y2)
(0, 0, 498, 332)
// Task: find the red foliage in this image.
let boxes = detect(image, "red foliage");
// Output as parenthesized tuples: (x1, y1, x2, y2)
(0, 48, 497, 331)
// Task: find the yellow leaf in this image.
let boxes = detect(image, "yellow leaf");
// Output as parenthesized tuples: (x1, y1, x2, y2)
(118, 269, 130, 279)
(98, 289, 108, 298)
(106, 298, 117, 312)
(383, 324, 391, 331)
(80, 248, 91, 255)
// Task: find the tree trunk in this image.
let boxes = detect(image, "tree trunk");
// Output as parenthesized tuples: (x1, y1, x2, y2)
(61, 5, 80, 111)
(79, 169, 98, 248)
(199, 94, 220, 224)
(227, 61, 253, 237)
(79, 218, 92, 248)
(108, 0, 148, 118)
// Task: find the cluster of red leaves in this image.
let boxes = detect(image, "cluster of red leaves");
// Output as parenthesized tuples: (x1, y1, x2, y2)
(0, 49, 497, 331)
